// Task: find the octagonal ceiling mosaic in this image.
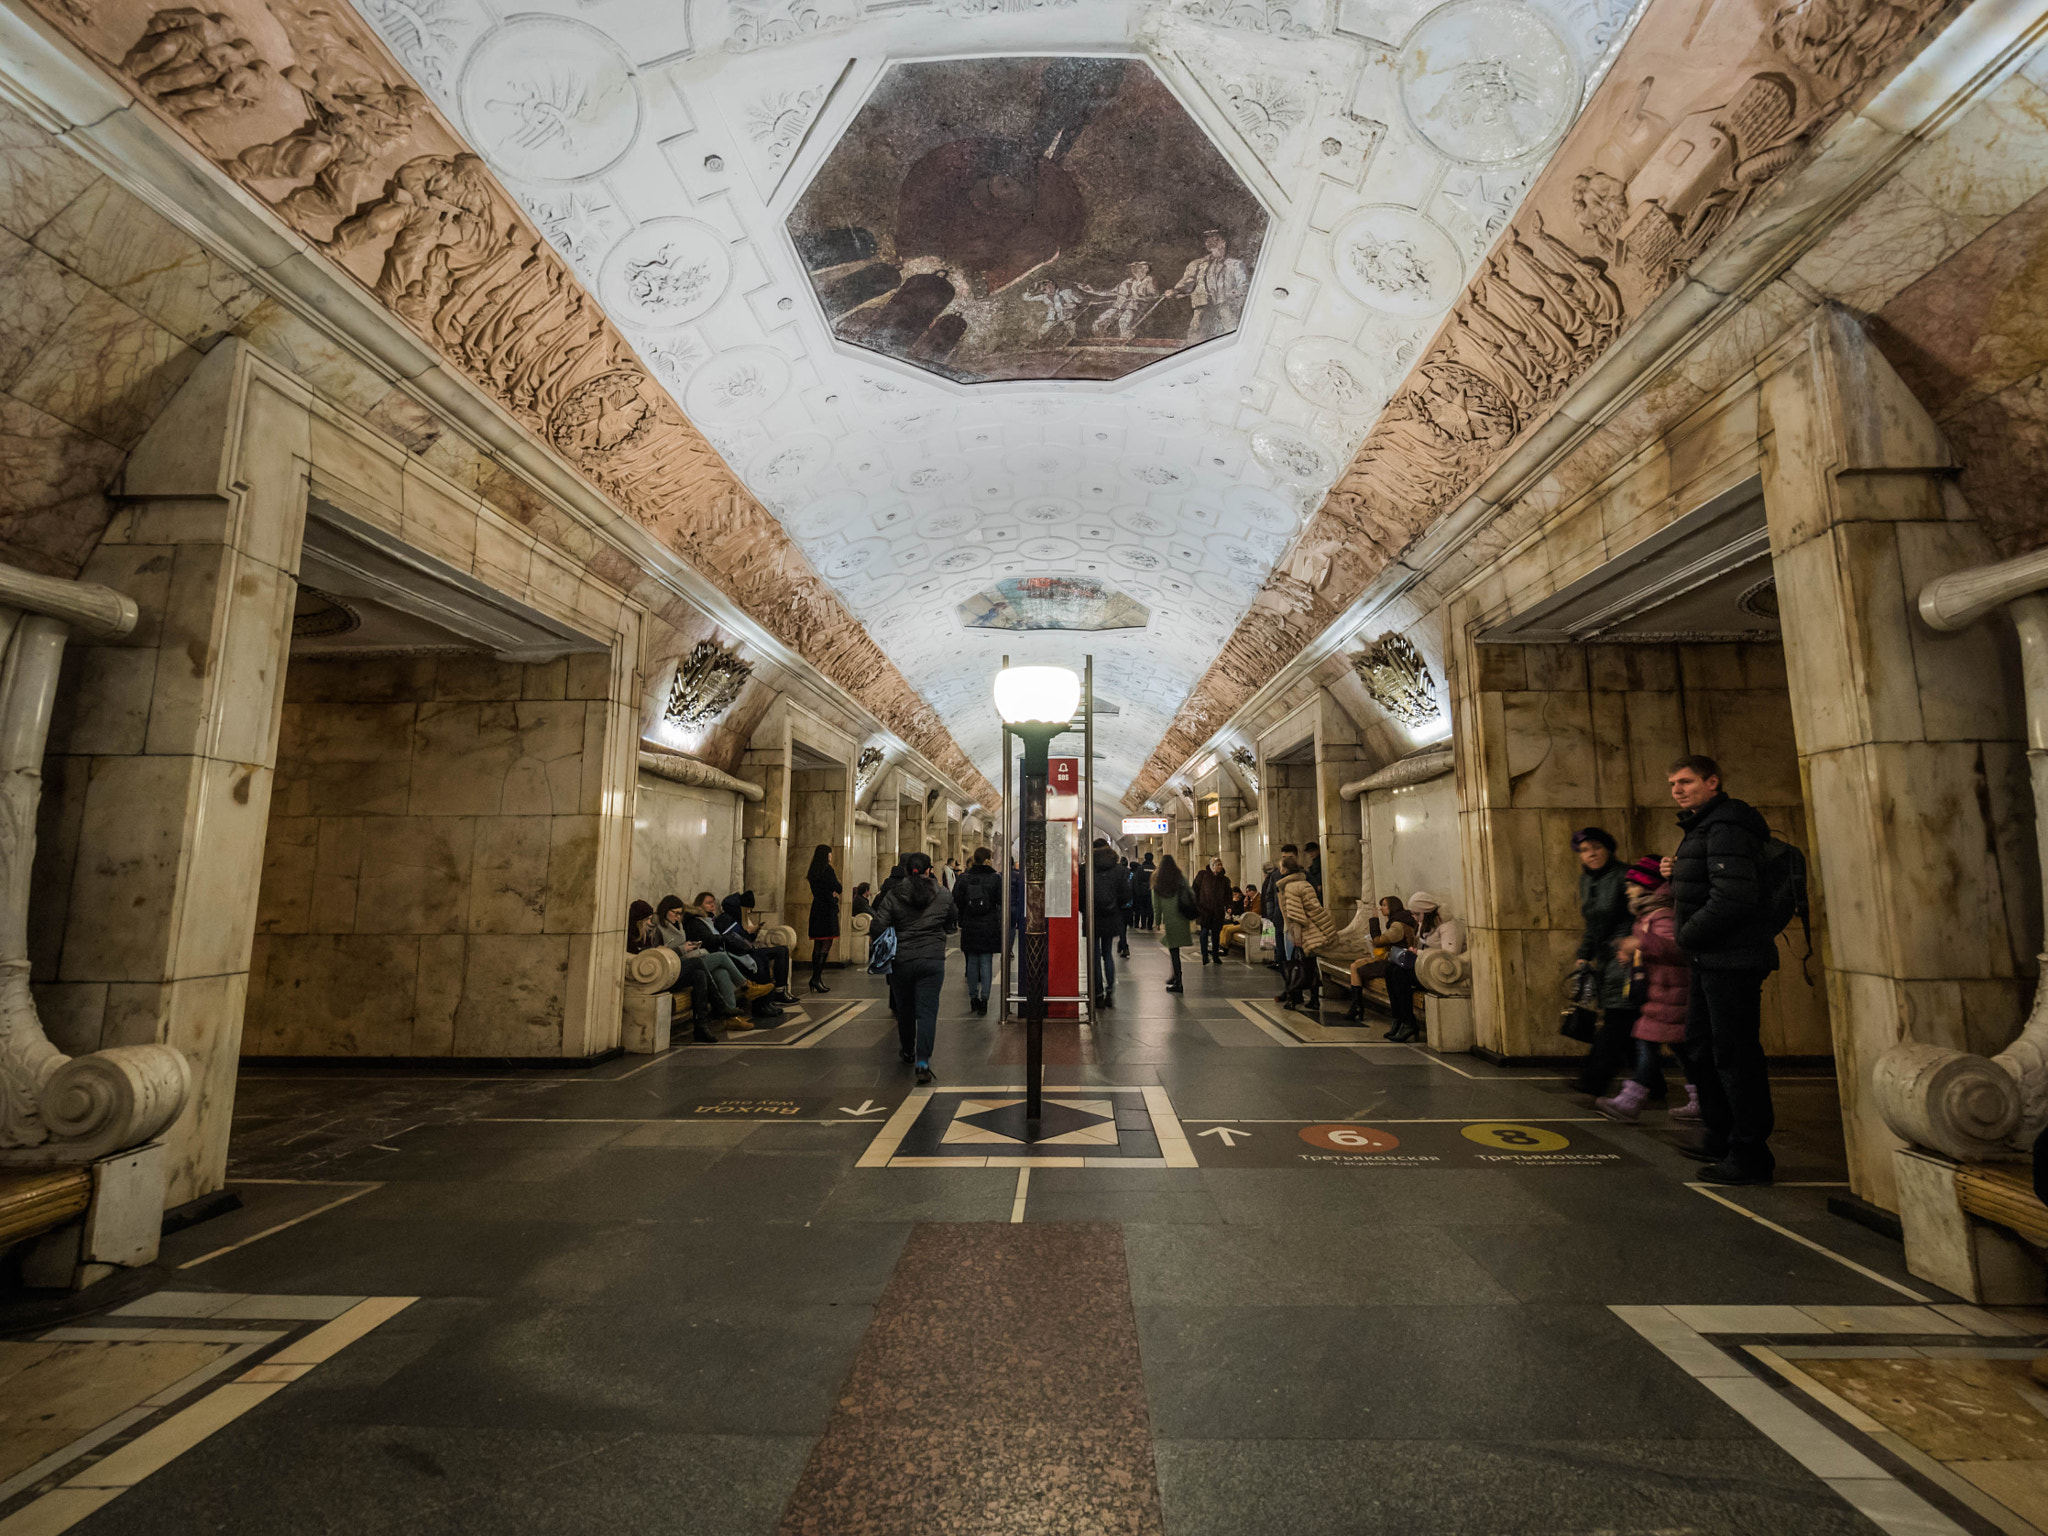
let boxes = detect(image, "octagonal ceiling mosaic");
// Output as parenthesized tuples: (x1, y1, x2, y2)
(325, 0, 1640, 795)
(789, 56, 1267, 384)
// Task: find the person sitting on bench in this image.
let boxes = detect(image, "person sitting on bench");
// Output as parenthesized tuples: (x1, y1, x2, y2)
(1341, 896, 1417, 1025)
(714, 890, 798, 1004)
(662, 894, 785, 1022)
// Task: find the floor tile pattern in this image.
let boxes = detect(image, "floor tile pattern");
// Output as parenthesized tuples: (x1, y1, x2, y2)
(15, 944, 2030, 1534)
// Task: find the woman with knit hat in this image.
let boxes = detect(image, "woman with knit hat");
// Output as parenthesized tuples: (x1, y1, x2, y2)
(1598, 857, 1698, 1122)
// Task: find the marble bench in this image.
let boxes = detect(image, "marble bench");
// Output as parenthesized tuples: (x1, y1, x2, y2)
(621, 948, 778, 1052)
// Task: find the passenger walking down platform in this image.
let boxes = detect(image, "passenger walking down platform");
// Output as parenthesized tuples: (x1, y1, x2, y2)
(872, 851, 957, 1084)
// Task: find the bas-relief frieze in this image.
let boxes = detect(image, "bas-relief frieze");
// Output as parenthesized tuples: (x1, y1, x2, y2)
(24, 0, 997, 811)
(1125, 0, 1944, 805)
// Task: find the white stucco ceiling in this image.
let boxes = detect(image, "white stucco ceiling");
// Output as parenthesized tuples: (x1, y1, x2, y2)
(353, 0, 1643, 796)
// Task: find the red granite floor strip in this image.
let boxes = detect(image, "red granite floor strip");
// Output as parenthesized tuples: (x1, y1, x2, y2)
(776, 1222, 1164, 1536)
(989, 1021, 1101, 1064)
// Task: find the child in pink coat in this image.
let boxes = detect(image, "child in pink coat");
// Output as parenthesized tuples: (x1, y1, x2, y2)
(1597, 858, 1700, 1123)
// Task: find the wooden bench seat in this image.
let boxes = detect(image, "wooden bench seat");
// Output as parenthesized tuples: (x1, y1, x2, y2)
(1318, 956, 1391, 1010)
(669, 979, 774, 1025)
(0, 1167, 91, 1249)
(1956, 1162, 2048, 1247)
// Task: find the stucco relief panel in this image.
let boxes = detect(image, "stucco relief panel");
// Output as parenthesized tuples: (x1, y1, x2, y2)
(1125, 0, 1949, 804)
(21, 0, 998, 810)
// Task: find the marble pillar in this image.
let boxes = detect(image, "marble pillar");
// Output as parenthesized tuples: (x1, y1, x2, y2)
(1211, 764, 1247, 881)
(1760, 307, 2033, 1211)
(785, 765, 850, 942)
(897, 776, 926, 871)
(34, 342, 304, 1206)
(1315, 692, 1367, 925)
(738, 709, 794, 929)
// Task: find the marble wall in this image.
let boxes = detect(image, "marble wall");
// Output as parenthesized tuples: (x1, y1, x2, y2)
(0, 99, 259, 580)
(245, 651, 619, 1059)
(1364, 774, 1462, 919)
(1868, 57, 2048, 564)
(631, 775, 742, 918)
(1460, 640, 1830, 1059)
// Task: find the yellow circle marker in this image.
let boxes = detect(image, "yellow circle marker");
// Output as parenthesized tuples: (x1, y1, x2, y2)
(1459, 1122, 1569, 1152)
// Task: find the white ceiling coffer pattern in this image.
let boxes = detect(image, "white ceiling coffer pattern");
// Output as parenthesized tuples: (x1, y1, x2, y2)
(353, 0, 1641, 794)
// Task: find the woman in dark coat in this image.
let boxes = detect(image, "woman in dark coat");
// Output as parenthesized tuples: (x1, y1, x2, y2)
(1191, 856, 1234, 966)
(805, 843, 841, 994)
(1152, 855, 1194, 993)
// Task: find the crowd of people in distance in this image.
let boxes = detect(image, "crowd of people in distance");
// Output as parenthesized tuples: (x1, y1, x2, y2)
(628, 752, 1788, 1188)
(1566, 754, 1795, 1187)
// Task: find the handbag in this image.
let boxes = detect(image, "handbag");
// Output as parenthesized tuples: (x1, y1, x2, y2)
(1558, 965, 1600, 1043)
(1176, 885, 1199, 919)
(866, 926, 897, 975)
(1624, 961, 1649, 1009)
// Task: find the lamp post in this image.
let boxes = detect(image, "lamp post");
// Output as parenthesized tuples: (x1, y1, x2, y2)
(993, 664, 1081, 1125)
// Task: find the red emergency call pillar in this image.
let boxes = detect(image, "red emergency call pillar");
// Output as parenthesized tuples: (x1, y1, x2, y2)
(1045, 757, 1083, 1019)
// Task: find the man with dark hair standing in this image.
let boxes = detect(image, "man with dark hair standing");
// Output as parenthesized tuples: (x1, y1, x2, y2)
(1089, 837, 1125, 1008)
(1662, 755, 1779, 1185)
(1116, 857, 1134, 958)
(1304, 841, 1323, 901)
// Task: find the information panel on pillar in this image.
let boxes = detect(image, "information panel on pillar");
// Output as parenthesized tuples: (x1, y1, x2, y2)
(1122, 816, 1170, 836)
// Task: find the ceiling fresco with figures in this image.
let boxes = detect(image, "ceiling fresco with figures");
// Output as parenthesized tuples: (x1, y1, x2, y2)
(789, 56, 1268, 384)
(32, 0, 1662, 797)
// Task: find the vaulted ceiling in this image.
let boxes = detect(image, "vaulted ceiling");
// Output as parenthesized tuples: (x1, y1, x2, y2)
(320, 0, 1639, 795)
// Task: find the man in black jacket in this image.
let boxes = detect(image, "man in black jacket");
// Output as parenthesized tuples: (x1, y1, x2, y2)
(953, 848, 1002, 1015)
(872, 852, 957, 1083)
(1304, 841, 1323, 901)
(1661, 755, 1779, 1185)
(674, 893, 785, 1022)
(1089, 839, 1125, 1008)
(1116, 859, 1133, 958)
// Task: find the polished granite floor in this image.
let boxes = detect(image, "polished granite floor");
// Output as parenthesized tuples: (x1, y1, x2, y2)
(16, 942, 2034, 1535)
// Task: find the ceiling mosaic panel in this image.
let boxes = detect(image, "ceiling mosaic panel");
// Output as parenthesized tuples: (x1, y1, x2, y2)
(789, 56, 1268, 384)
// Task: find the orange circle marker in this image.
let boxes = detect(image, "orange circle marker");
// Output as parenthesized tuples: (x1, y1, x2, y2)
(1299, 1123, 1401, 1152)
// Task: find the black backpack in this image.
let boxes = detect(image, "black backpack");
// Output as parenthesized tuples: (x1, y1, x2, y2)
(1091, 869, 1119, 919)
(1759, 835, 1813, 979)
(961, 874, 994, 920)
